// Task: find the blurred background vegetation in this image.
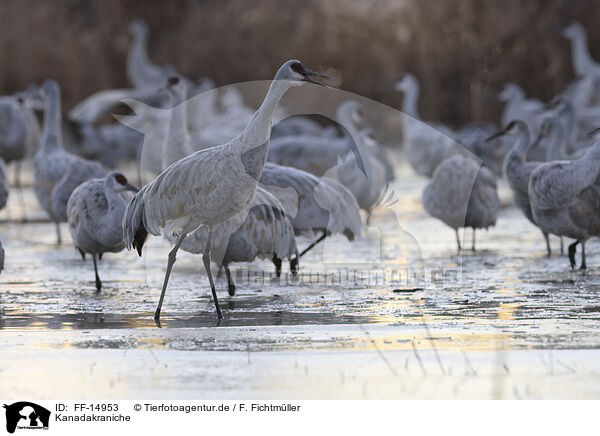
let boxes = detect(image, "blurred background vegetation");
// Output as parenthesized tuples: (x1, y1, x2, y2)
(0, 0, 598, 127)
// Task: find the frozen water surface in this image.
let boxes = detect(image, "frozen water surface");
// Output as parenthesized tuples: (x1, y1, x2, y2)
(1, 166, 600, 399)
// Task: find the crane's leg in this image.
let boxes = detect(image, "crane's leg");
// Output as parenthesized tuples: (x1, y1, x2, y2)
(92, 254, 102, 291)
(560, 237, 564, 256)
(580, 242, 587, 270)
(272, 255, 282, 277)
(471, 228, 476, 251)
(224, 264, 236, 296)
(299, 231, 327, 258)
(15, 162, 27, 222)
(55, 222, 62, 245)
(202, 228, 223, 319)
(154, 233, 186, 325)
(455, 229, 461, 255)
(543, 232, 551, 257)
(568, 240, 579, 270)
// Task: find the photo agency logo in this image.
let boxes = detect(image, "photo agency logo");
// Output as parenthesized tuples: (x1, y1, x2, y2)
(124, 79, 478, 290)
(3, 402, 50, 433)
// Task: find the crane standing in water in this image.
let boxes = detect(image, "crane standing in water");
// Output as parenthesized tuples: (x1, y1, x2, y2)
(123, 60, 331, 322)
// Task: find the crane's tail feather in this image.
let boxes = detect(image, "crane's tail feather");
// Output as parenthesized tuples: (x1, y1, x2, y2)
(133, 225, 149, 257)
(123, 188, 149, 256)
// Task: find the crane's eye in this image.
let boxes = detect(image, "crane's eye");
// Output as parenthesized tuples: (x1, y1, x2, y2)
(115, 174, 128, 185)
(168, 77, 180, 86)
(290, 62, 304, 74)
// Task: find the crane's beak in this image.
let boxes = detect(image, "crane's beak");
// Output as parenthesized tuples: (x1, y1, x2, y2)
(301, 69, 332, 88)
(587, 126, 600, 137)
(485, 130, 505, 142)
(125, 183, 140, 193)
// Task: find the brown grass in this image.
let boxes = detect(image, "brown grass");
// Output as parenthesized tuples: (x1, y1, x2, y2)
(0, 0, 598, 127)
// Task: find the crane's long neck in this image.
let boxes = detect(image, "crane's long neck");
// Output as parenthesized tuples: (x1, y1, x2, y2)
(503, 88, 526, 121)
(401, 81, 420, 118)
(104, 185, 128, 229)
(23, 103, 41, 152)
(571, 141, 600, 191)
(236, 79, 292, 151)
(231, 79, 294, 181)
(128, 29, 151, 73)
(163, 90, 192, 169)
(571, 32, 595, 76)
(505, 126, 530, 175)
(41, 87, 63, 153)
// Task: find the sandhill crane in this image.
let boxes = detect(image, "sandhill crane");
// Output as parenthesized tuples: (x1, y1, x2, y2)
(393, 73, 458, 177)
(127, 18, 176, 90)
(259, 162, 362, 270)
(148, 86, 362, 277)
(0, 97, 28, 165)
(529, 138, 600, 269)
(67, 171, 139, 291)
(123, 60, 331, 322)
(159, 77, 297, 292)
(0, 90, 41, 218)
(562, 23, 600, 77)
(423, 154, 500, 253)
(34, 79, 106, 244)
(169, 186, 297, 296)
(486, 121, 555, 255)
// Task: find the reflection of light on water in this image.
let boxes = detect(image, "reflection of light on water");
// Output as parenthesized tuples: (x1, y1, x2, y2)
(498, 303, 520, 321)
(348, 333, 512, 352)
